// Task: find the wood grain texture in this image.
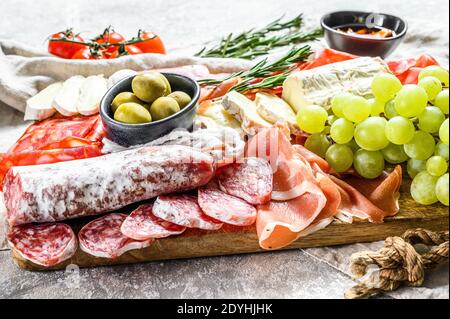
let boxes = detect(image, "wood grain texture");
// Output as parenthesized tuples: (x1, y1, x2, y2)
(11, 178, 449, 271)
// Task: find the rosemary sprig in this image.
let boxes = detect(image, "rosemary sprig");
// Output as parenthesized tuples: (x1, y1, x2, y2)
(195, 15, 322, 59)
(198, 45, 312, 92)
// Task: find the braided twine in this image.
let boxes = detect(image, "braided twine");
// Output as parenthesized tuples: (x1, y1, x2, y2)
(345, 228, 449, 299)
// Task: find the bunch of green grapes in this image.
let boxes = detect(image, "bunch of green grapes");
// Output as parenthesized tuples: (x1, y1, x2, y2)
(296, 65, 449, 206)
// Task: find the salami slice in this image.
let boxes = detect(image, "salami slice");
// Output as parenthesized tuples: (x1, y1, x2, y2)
(198, 181, 257, 226)
(218, 157, 273, 205)
(121, 204, 186, 240)
(7, 223, 77, 267)
(78, 213, 153, 259)
(4, 145, 215, 226)
(153, 195, 223, 230)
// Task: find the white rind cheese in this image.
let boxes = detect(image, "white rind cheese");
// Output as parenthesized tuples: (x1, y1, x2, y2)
(54, 75, 85, 116)
(255, 92, 297, 127)
(222, 91, 271, 135)
(24, 82, 62, 121)
(77, 75, 108, 116)
(282, 57, 390, 112)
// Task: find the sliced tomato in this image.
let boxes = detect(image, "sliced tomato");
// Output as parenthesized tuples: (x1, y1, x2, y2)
(48, 30, 86, 59)
(134, 31, 166, 54)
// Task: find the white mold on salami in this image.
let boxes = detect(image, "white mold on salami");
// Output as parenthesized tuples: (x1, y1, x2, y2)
(217, 157, 273, 205)
(153, 194, 223, 230)
(3, 145, 215, 226)
(120, 204, 186, 240)
(7, 223, 77, 267)
(78, 213, 153, 259)
(198, 181, 257, 226)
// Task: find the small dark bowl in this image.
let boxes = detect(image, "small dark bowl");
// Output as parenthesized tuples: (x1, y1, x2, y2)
(321, 11, 408, 58)
(100, 73, 200, 147)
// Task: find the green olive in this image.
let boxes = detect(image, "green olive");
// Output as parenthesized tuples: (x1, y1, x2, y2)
(114, 102, 152, 124)
(150, 97, 180, 121)
(131, 73, 168, 103)
(168, 91, 191, 109)
(111, 92, 143, 113)
(149, 72, 171, 95)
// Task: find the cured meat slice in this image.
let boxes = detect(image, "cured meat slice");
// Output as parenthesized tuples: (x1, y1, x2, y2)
(153, 194, 223, 230)
(338, 165, 402, 217)
(7, 223, 77, 267)
(217, 157, 273, 205)
(198, 181, 257, 226)
(246, 126, 316, 201)
(329, 176, 386, 223)
(256, 189, 327, 250)
(292, 144, 330, 173)
(121, 204, 186, 240)
(79, 213, 153, 258)
(4, 145, 215, 226)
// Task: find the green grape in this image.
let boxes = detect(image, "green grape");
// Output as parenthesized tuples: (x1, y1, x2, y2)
(325, 144, 354, 173)
(385, 116, 415, 145)
(331, 92, 353, 118)
(330, 118, 354, 144)
(434, 141, 449, 161)
(404, 131, 436, 160)
(394, 84, 428, 118)
(436, 173, 449, 206)
(322, 126, 331, 135)
(345, 139, 360, 153)
(407, 158, 427, 179)
(304, 133, 331, 158)
(371, 73, 402, 102)
(382, 143, 409, 164)
(434, 90, 449, 114)
(328, 115, 338, 125)
(426, 156, 448, 177)
(439, 118, 449, 145)
(368, 98, 385, 116)
(418, 76, 443, 101)
(296, 105, 328, 134)
(354, 149, 385, 179)
(384, 100, 399, 119)
(410, 171, 439, 205)
(354, 116, 389, 151)
(417, 106, 445, 133)
(343, 96, 371, 123)
(418, 65, 449, 87)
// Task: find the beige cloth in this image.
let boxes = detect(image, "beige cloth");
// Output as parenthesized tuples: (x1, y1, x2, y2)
(0, 39, 253, 113)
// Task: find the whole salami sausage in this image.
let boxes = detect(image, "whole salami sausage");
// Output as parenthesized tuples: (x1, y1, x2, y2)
(4, 145, 215, 226)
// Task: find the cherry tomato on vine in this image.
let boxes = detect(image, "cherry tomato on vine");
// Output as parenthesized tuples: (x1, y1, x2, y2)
(107, 45, 143, 58)
(71, 47, 105, 60)
(48, 30, 85, 59)
(134, 31, 166, 54)
(94, 28, 125, 53)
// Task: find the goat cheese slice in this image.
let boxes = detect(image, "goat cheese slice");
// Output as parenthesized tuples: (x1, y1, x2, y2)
(24, 82, 62, 121)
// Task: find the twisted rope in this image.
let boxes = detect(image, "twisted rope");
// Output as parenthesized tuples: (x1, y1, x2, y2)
(345, 228, 449, 299)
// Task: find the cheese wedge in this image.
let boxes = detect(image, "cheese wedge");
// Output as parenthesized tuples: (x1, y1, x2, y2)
(255, 92, 297, 126)
(24, 82, 62, 121)
(199, 100, 242, 130)
(53, 75, 85, 116)
(77, 75, 108, 115)
(282, 57, 390, 112)
(222, 91, 271, 135)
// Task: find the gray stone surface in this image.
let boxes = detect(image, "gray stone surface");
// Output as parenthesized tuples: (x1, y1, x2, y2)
(0, 0, 449, 299)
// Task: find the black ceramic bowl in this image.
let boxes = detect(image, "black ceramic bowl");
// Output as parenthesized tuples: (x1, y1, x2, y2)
(321, 11, 408, 58)
(100, 73, 200, 147)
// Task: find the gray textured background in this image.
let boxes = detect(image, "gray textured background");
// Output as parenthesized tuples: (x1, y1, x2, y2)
(0, 0, 449, 299)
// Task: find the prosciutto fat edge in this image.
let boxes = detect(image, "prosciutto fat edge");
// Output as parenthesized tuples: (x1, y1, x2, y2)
(4, 145, 215, 226)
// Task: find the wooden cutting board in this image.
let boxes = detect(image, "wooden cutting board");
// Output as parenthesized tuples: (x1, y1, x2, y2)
(11, 178, 449, 271)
